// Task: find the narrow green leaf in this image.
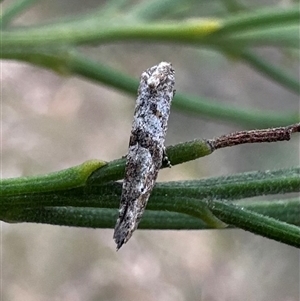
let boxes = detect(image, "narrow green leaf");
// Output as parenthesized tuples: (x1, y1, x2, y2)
(207, 199, 300, 248)
(2, 49, 298, 127)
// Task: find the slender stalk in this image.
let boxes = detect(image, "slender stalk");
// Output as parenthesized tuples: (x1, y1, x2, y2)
(1, 160, 105, 196)
(218, 5, 300, 34)
(2, 196, 299, 247)
(1, 6, 298, 48)
(153, 167, 300, 201)
(208, 123, 300, 149)
(2, 125, 299, 197)
(1, 207, 210, 230)
(3, 197, 300, 229)
(207, 199, 300, 248)
(2, 49, 298, 127)
(240, 51, 300, 94)
(1, 167, 299, 211)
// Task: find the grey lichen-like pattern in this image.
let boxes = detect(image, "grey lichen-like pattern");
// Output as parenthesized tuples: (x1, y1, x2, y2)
(113, 62, 176, 250)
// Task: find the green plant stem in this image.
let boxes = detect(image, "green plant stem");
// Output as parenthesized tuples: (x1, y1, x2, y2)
(0, 19, 222, 47)
(1, 121, 299, 199)
(218, 5, 300, 34)
(1, 6, 299, 48)
(215, 25, 299, 48)
(221, 0, 299, 95)
(1, 167, 299, 210)
(2, 197, 299, 247)
(1, 20, 297, 49)
(2, 49, 298, 127)
(0, 140, 212, 197)
(1, 160, 105, 196)
(153, 167, 300, 201)
(207, 199, 300, 248)
(1, 207, 211, 230)
(236, 198, 300, 225)
(2, 190, 227, 228)
(1, 164, 299, 247)
(239, 51, 300, 94)
(3, 198, 300, 230)
(89, 139, 213, 183)
(2, 131, 299, 200)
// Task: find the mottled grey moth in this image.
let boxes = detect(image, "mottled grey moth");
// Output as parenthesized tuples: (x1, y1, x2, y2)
(113, 62, 175, 250)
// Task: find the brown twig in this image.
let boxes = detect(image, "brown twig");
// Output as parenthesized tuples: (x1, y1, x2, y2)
(208, 123, 300, 150)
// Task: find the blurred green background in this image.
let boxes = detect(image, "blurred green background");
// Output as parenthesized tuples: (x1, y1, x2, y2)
(1, 0, 299, 300)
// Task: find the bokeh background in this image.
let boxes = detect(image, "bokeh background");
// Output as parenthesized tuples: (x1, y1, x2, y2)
(1, 0, 300, 300)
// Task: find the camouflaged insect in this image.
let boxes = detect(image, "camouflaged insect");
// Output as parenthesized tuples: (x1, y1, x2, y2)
(113, 62, 175, 250)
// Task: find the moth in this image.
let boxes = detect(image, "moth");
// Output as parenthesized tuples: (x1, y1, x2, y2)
(113, 62, 176, 250)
